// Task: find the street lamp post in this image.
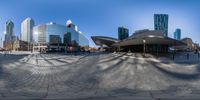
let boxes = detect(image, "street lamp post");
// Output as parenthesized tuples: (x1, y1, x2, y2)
(0, 38, 2, 48)
(195, 41, 200, 60)
(116, 42, 120, 52)
(118, 43, 120, 52)
(143, 39, 146, 57)
(65, 43, 67, 54)
(187, 35, 189, 51)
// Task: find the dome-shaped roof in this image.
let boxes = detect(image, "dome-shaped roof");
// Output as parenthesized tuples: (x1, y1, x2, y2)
(66, 19, 72, 26)
(49, 22, 56, 25)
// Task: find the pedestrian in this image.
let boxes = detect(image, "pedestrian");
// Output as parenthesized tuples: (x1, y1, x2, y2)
(187, 53, 189, 60)
(4, 51, 6, 56)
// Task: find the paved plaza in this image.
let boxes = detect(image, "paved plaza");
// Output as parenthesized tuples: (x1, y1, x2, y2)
(0, 52, 200, 99)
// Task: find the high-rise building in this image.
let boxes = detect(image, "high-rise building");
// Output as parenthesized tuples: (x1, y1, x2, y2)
(5, 20, 14, 42)
(0, 38, 3, 48)
(154, 14, 168, 37)
(174, 28, 181, 40)
(118, 27, 129, 40)
(3, 20, 15, 49)
(21, 17, 35, 43)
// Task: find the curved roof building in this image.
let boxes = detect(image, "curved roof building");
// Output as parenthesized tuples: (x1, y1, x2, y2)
(91, 36, 118, 47)
(114, 30, 185, 46)
(91, 29, 186, 52)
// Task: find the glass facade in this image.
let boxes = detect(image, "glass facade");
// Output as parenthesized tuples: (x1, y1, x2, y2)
(64, 32, 71, 44)
(118, 27, 129, 40)
(174, 28, 181, 40)
(33, 24, 47, 44)
(49, 35, 61, 44)
(154, 14, 168, 37)
(4, 20, 17, 50)
(33, 23, 89, 47)
(5, 20, 14, 42)
(79, 33, 89, 47)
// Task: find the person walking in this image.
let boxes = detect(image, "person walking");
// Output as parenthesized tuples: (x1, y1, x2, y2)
(187, 53, 189, 60)
(172, 53, 175, 60)
(4, 50, 8, 56)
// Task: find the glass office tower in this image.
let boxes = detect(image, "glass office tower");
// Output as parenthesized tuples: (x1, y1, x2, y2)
(174, 28, 181, 40)
(3, 20, 16, 50)
(33, 22, 89, 52)
(4, 20, 14, 42)
(154, 14, 168, 37)
(118, 27, 129, 40)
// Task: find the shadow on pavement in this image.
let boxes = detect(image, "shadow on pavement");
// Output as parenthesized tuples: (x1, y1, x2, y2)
(149, 60, 200, 80)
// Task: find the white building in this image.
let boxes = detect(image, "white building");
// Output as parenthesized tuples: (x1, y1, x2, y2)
(21, 17, 35, 43)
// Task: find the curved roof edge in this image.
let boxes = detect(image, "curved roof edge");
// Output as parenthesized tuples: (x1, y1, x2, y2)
(91, 36, 118, 41)
(91, 36, 119, 46)
(113, 35, 186, 46)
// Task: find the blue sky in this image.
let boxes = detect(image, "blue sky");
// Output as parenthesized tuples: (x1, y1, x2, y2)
(0, 0, 199, 47)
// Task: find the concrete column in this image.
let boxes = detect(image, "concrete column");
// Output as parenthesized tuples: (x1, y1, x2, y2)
(143, 39, 146, 57)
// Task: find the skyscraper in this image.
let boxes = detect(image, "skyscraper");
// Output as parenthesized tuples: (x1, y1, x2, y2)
(154, 14, 168, 37)
(174, 28, 181, 40)
(5, 20, 14, 42)
(118, 27, 129, 40)
(3, 20, 15, 49)
(21, 17, 35, 43)
(0, 38, 2, 48)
